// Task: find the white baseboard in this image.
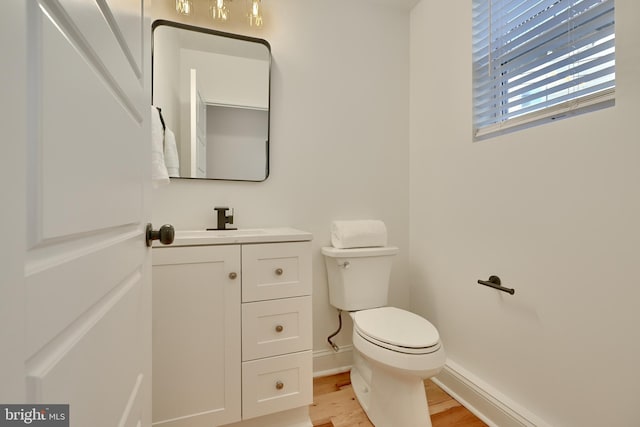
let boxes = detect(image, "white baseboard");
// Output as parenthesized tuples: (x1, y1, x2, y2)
(433, 360, 550, 427)
(312, 345, 353, 378)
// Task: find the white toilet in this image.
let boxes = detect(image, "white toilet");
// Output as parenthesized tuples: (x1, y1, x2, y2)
(322, 246, 445, 427)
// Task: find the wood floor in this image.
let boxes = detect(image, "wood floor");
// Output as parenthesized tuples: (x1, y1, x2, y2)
(310, 372, 487, 427)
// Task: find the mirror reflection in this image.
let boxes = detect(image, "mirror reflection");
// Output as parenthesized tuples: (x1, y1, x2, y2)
(152, 20, 271, 181)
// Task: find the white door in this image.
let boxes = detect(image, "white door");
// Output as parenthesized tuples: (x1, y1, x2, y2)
(190, 68, 208, 178)
(1, 1, 154, 426)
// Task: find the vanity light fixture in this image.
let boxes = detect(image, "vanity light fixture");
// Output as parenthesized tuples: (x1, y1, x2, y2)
(210, 0, 230, 22)
(175, 0, 265, 27)
(175, 0, 193, 16)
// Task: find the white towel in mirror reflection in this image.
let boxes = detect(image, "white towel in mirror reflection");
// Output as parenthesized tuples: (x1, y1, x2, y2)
(151, 106, 169, 186)
(164, 128, 180, 178)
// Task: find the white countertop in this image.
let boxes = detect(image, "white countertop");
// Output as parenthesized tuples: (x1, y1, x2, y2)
(153, 227, 313, 247)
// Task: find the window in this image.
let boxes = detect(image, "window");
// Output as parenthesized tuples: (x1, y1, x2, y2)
(472, 0, 615, 138)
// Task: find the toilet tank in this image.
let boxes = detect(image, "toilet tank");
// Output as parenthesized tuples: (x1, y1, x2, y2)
(321, 246, 399, 311)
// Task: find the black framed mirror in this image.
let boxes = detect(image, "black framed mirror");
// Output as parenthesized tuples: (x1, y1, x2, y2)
(152, 20, 271, 181)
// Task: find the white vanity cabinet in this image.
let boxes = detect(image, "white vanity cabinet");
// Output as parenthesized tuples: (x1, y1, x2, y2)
(152, 229, 313, 427)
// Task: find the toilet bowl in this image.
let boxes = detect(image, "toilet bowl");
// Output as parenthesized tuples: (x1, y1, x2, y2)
(349, 308, 445, 427)
(321, 245, 446, 427)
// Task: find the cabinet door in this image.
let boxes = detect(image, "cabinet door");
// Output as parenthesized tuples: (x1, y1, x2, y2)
(152, 245, 241, 427)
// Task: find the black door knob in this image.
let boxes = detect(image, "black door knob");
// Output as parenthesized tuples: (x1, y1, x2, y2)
(146, 223, 175, 247)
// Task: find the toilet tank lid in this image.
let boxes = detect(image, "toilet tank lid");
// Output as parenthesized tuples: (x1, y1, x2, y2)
(321, 246, 399, 258)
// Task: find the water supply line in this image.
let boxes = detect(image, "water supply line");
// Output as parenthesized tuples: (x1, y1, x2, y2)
(327, 309, 343, 352)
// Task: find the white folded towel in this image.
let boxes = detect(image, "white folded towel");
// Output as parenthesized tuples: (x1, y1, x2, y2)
(164, 128, 180, 177)
(151, 106, 169, 187)
(331, 220, 388, 249)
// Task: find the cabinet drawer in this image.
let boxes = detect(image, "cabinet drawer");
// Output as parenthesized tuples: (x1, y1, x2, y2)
(242, 351, 312, 420)
(242, 296, 312, 361)
(242, 242, 311, 302)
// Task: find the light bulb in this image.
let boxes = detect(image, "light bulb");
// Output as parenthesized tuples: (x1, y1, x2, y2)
(210, 0, 230, 21)
(176, 0, 193, 16)
(247, 0, 263, 27)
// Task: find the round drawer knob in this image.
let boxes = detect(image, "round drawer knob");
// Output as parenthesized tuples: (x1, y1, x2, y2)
(275, 381, 284, 390)
(229, 272, 237, 280)
(275, 268, 283, 276)
(275, 325, 284, 333)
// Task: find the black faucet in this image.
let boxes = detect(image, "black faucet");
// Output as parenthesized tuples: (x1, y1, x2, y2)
(210, 207, 236, 230)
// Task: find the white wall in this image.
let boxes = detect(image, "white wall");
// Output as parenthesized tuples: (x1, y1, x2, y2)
(206, 106, 268, 180)
(180, 49, 269, 108)
(152, 0, 411, 370)
(410, 1, 640, 426)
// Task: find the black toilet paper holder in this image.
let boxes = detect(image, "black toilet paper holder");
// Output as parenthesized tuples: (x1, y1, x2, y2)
(477, 275, 515, 295)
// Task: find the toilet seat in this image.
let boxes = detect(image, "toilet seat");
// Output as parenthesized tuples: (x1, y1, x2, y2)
(353, 307, 440, 355)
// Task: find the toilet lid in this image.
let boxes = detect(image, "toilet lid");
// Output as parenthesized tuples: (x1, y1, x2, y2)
(353, 307, 440, 349)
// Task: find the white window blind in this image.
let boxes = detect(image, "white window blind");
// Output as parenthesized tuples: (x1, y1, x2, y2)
(473, 0, 615, 138)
